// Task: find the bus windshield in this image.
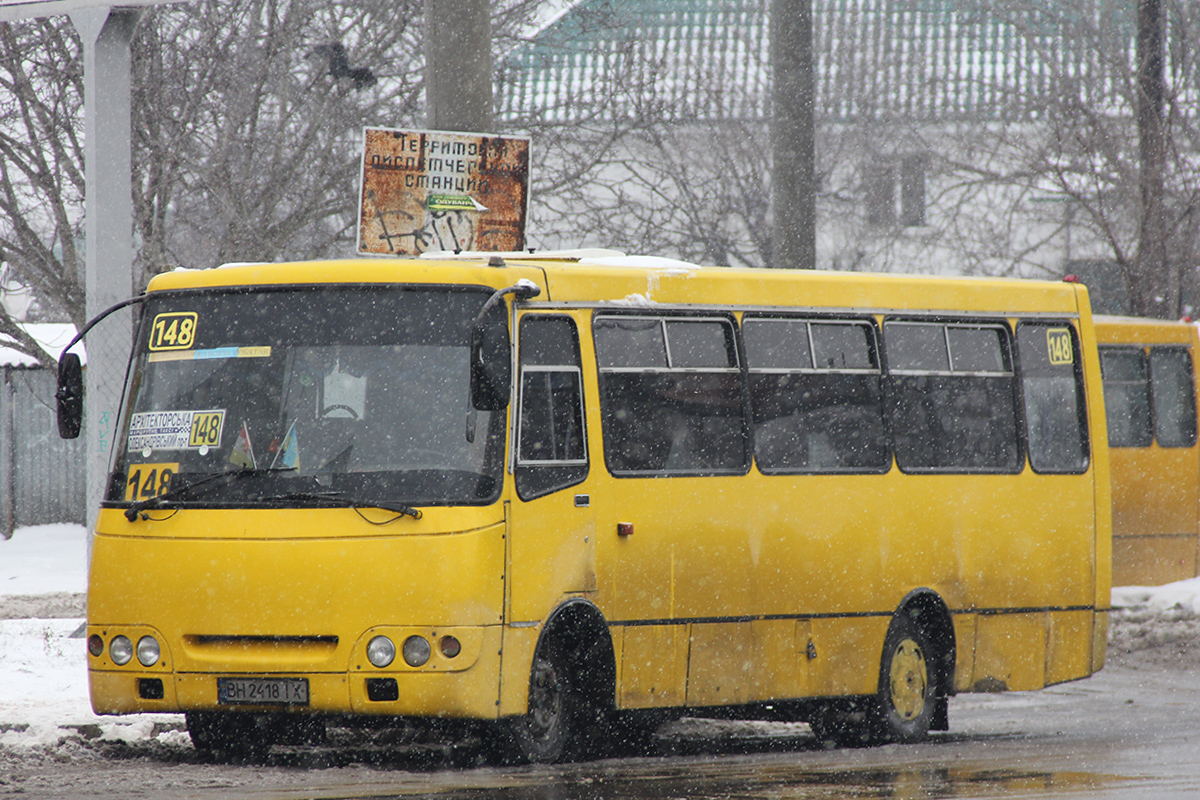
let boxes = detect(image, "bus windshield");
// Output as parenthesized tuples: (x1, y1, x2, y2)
(109, 286, 507, 508)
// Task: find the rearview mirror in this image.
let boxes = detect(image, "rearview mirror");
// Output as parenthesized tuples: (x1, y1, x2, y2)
(56, 352, 83, 439)
(468, 281, 540, 412)
(470, 315, 511, 411)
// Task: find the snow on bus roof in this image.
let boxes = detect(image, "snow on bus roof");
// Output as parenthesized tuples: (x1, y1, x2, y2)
(420, 248, 627, 261)
(575, 254, 701, 272)
(419, 250, 705, 274)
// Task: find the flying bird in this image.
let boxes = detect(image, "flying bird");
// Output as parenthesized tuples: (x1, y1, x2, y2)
(308, 43, 376, 90)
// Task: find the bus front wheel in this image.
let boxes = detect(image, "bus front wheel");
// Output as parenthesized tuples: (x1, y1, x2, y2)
(506, 643, 583, 763)
(186, 711, 267, 760)
(186, 711, 325, 760)
(874, 612, 936, 744)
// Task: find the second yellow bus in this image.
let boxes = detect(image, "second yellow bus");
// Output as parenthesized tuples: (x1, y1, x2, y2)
(1096, 315, 1200, 586)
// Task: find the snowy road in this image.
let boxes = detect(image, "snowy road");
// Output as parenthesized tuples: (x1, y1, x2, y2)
(3, 640, 1200, 800)
(4, 525, 1200, 798)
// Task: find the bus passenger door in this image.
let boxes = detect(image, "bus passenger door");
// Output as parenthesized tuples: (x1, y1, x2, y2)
(507, 313, 596, 624)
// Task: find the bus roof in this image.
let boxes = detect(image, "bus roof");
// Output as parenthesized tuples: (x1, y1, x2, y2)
(146, 255, 1088, 317)
(1094, 315, 1200, 346)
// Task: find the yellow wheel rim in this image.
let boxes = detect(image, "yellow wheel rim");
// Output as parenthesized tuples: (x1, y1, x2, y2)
(888, 637, 928, 720)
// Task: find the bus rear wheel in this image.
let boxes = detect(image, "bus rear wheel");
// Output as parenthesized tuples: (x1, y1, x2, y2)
(873, 613, 936, 744)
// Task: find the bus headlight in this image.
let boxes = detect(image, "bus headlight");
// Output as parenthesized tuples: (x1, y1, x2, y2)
(110, 635, 133, 665)
(366, 636, 396, 668)
(402, 636, 431, 667)
(136, 636, 160, 667)
(87, 635, 104, 657)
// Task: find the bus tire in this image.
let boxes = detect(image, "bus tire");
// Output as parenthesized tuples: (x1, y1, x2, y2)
(185, 711, 268, 761)
(873, 611, 936, 744)
(506, 638, 587, 764)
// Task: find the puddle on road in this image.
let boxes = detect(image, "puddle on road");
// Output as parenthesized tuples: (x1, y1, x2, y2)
(171, 722, 1147, 800)
(329, 764, 1137, 800)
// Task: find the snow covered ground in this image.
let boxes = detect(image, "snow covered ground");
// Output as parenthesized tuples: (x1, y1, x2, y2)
(0, 524, 185, 749)
(2, 522, 1198, 751)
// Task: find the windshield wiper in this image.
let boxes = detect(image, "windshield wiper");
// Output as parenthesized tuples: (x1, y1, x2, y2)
(124, 467, 298, 522)
(279, 491, 423, 521)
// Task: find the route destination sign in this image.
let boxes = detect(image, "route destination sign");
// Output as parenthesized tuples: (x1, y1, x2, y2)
(358, 128, 531, 256)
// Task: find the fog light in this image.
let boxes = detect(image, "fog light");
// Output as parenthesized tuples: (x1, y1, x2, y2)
(87, 634, 104, 657)
(402, 635, 431, 667)
(440, 635, 461, 658)
(110, 635, 133, 665)
(366, 635, 395, 668)
(137, 636, 160, 667)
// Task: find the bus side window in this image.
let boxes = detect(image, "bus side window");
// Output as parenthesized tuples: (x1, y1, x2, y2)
(1098, 347, 1152, 447)
(744, 316, 888, 473)
(1149, 347, 1198, 448)
(885, 321, 1022, 473)
(515, 316, 588, 500)
(595, 315, 748, 475)
(1019, 324, 1090, 472)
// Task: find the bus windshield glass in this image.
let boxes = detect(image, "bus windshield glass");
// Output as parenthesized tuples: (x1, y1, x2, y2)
(110, 286, 507, 508)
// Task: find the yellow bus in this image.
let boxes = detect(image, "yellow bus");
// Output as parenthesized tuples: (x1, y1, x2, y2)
(59, 252, 1110, 762)
(1095, 315, 1200, 587)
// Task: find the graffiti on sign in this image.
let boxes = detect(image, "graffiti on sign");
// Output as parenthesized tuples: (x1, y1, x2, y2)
(358, 128, 531, 256)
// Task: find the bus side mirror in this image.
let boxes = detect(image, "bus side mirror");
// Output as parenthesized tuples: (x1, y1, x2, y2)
(470, 323, 511, 411)
(468, 281, 538, 412)
(56, 353, 83, 439)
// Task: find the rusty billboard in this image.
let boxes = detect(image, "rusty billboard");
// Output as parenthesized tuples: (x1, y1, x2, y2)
(357, 128, 531, 256)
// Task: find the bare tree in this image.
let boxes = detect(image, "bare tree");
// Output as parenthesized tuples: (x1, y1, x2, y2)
(130, 0, 426, 287)
(520, 120, 770, 265)
(499, 2, 777, 265)
(8, 0, 1197, 369)
(909, 0, 1200, 317)
(0, 18, 85, 365)
(0, 0, 544, 366)
(508, 0, 1200, 320)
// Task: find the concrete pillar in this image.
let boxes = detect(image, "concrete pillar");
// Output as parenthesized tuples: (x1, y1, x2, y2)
(69, 8, 142, 544)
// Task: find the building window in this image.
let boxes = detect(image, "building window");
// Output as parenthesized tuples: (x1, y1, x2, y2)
(864, 162, 896, 226)
(864, 155, 926, 228)
(900, 155, 926, 226)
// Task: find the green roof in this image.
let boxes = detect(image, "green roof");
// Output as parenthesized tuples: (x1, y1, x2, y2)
(497, 0, 1140, 123)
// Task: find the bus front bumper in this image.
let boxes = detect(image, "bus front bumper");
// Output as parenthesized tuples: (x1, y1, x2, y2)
(87, 625, 506, 720)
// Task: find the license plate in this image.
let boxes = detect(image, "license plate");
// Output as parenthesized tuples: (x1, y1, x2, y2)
(217, 677, 309, 706)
